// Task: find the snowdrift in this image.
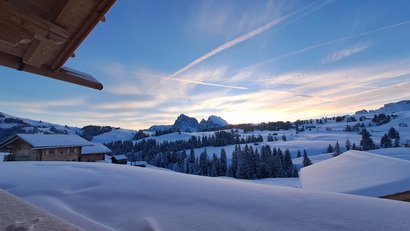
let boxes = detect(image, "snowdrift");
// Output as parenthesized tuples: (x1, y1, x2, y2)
(300, 150, 410, 197)
(1, 161, 410, 230)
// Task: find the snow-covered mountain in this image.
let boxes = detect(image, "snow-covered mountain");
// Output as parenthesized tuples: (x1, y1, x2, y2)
(356, 100, 410, 115)
(199, 115, 228, 130)
(373, 100, 410, 114)
(173, 114, 200, 132)
(149, 114, 229, 132)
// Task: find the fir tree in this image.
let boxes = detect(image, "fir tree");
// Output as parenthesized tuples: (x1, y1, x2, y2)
(283, 149, 295, 177)
(345, 139, 351, 151)
(380, 134, 392, 148)
(188, 148, 196, 174)
(296, 150, 301, 158)
(387, 127, 397, 139)
(220, 148, 227, 176)
(260, 145, 272, 178)
(327, 144, 334, 153)
(334, 141, 340, 156)
(237, 145, 251, 179)
(303, 152, 312, 167)
(199, 149, 208, 176)
(394, 132, 401, 147)
(360, 129, 375, 150)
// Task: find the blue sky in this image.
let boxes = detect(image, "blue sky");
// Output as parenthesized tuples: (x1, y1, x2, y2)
(1, 0, 410, 129)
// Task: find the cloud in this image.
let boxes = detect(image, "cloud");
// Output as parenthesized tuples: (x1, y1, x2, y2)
(322, 44, 369, 63)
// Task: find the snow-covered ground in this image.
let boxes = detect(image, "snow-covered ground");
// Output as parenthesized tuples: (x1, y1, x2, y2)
(300, 150, 410, 197)
(1, 161, 410, 231)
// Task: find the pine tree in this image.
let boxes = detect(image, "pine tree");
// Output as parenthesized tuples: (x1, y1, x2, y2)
(380, 134, 392, 148)
(237, 145, 250, 179)
(220, 148, 227, 176)
(345, 139, 351, 151)
(282, 135, 287, 141)
(394, 132, 401, 147)
(327, 144, 334, 153)
(231, 145, 240, 178)
(249, 146, 259, 179)
(334, 141, 340, 156)
(303, 152, 312, 167)
(188, 148, 196, 174)
(199, 149, 208, 176)
(360, 129, 375, 150)
(210, 153, 218, 177)
(296, 150, 301, 158)
(283, 149, 295, 177)
(260, 145, 272, 178)
(352, 143, 357, 150)
(388, 127, 397, 139)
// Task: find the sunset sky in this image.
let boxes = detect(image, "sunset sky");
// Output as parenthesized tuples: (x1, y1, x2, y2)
(1, 0, 410, 129)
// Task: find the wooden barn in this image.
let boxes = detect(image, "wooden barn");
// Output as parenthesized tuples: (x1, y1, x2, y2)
(81, 142, 112, 162)
(0, 134, 104, 162)
(111, 154, 127, 165)
(0, 0, 115, 90)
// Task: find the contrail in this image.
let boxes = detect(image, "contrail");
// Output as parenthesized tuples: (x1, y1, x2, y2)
(153, 0, 334, 90)
(248, 19, 410, 69)
(166, 77, 248, 90)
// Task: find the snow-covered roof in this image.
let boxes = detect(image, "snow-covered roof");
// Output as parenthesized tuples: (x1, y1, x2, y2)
(300, 150, 410, 197)
(0, 134, 92, 149)
(112, 154, 127, 160)
(81, 143, 112, 155)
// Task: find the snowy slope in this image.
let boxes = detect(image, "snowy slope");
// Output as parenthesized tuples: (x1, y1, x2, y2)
(0, 112, 80, 134)
(92, 129, 135, 143)
(300, 150, 410, 197)
(0, 162, 410, 231)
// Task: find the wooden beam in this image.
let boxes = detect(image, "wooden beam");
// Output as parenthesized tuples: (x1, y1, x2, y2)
(0, 1, 70, 39)
(22, 35, 64, 67)
(51, 0, 116, 70)
(0, 51, 103, 90)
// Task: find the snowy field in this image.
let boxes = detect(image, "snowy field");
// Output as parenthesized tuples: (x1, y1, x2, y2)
(1, 162, 410, 231)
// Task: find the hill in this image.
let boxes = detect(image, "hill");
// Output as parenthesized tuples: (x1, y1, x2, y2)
(0, 161, 409, 230)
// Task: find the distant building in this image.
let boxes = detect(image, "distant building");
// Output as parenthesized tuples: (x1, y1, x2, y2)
(0, 134, 112, 162)
(81, 142, 113, 162)
(134, 161, 147, 167)
(111, 154, 127, 164)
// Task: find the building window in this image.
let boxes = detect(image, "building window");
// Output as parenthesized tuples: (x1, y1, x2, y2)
(49, 149, 55, 154)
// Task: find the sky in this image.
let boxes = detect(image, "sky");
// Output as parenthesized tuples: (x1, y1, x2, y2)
(1, 0, 410, 130)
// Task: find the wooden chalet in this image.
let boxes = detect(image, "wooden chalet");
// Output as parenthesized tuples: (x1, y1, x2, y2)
(81, 142, 112, 162)
(0, 134, 91, 161)
(0, 0, 116, 90)
(0, 134, 112, 162)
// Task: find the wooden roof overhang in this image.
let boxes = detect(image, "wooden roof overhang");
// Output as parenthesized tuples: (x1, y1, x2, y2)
(0, 0, 116, 90)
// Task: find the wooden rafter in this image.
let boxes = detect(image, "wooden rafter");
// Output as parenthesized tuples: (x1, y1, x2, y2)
(0, 0, 116, 90)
